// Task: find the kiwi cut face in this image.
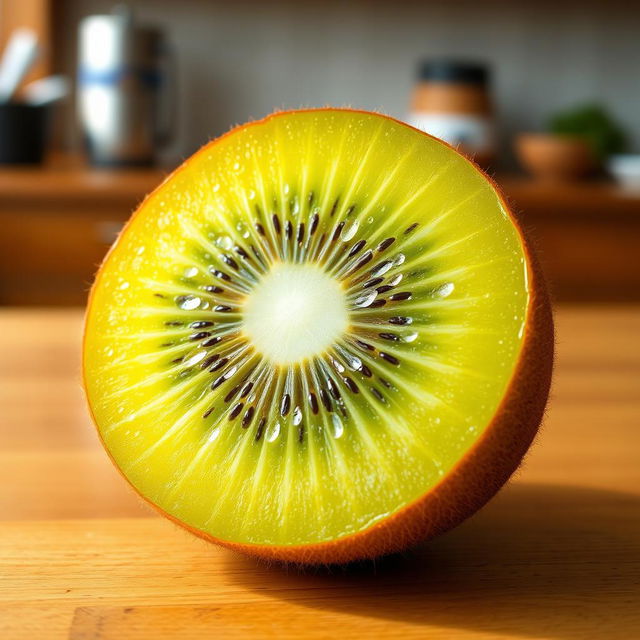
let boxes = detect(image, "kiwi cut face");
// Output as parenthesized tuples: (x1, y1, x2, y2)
(84, 110, 529, 547)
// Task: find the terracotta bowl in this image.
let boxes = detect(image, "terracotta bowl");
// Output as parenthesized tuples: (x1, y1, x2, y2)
(515, 133, 596, 181)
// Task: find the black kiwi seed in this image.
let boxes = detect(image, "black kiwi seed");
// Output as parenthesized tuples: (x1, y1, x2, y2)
(320, 388, 332, 411)
(242, 406, 254, 428)
(379, 352, 400, 365)
(297, 223, 305, 243)
(229, 403, 244, 420)
(202, 285, 223, 293)
(211, 375, 225, 390)
(298, 425, 305, 443)
(234, 245, 249, 260)
(272, 214, 281, 234)
(240, 382, 253, 398)
(389, 292, 412, 301)
(377, 237, 396, 252)
(309, 213, 319, 235)
(363, 277, 383, 289)
(327, 378, 341, 400)
(203, 406, 215, 419)
(346, 250, 373, 275)
(329, 198, 339, 217)
(154, 293, 166, 299)
(214, 305, 233, 312)
(355, 339, 375, 351)
(189, 331, 211, 341)
(389, 316, 412, 325)
(251, 245, 263, 261)
(371, 388, 386, 403)
(210, 268, 231, 282)
(211, 357, 228, 372)
(361, 364, 372, 378)
(309, 392, 319, 414)
(343, 377, 359, 394)
(255, 222, 265, 236)
(376, 285, 394, 294)
(222, 255, 239, 271)
(165, 321, 183, 327)
(190, 321, 214, 328)
(171, 356, 183, 364)
(201, 354, 219, 369)
(224, 385, 241, 403)
(370, 299, 386, 308)
(345, 205, 356, 217)
(255, 417, 266, 441)
(404, 222, 419, 234)
(202, 337, 221, 347)
(348, 240, 366, 257)
(308, 191, 315, 206)
(332, 221, 345, 242)
(371, 260, 392, 276)
(161, 342, 174, 347)
(280, 393, 291, 416)
(379, 377, 392, 388)
(285, 220, 293, 239)
(379, 332, 400, 341)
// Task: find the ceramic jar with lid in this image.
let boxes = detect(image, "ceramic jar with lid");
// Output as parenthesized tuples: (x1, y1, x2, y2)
(408, 60, 495, 168)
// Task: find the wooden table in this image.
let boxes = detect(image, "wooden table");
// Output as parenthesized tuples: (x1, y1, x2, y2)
(1, 307, 638, 639)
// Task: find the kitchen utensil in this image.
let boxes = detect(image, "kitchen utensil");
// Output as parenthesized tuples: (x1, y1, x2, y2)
(0, 29, 40, 103)
(408, 59, 495, 168)
(77, 7, 174, 166)
(23, 75, 69, 106)
(0, 103, 48, 164)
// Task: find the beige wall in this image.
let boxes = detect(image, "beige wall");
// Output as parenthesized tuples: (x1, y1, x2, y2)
(56, 0, 640, 166)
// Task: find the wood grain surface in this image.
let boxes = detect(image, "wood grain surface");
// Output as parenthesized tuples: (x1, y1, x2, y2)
(0, 307, 638, 639)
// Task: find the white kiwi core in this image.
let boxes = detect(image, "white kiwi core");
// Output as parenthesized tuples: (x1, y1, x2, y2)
(242, 263, 348, 365)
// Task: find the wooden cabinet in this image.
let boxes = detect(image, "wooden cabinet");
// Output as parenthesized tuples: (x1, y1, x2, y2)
(0, 164, 639, 305)
(0, 164, 163, 305)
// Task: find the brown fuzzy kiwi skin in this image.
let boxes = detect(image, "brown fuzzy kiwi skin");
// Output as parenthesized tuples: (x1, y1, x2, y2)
(83, 108, 554, 566)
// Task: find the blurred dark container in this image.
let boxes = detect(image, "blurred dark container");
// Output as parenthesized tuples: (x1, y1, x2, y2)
(0, 104, 49, 164)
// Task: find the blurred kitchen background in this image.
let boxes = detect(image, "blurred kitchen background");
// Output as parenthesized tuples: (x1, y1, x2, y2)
(0, 0, 638, 305)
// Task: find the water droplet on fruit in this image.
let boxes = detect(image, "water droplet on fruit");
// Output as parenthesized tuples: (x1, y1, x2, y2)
(283, 183, 290, 195)
(354, 290, 378, 308)
(332, 414, 344, 439)
(248, 189, 256, 200)
(266, 421, 281, 442)
(388, 273, 403, 286)
(393, 253, 406, 266)
(213, 184, 220, 193)
(183, 350, 207, 367)
(402, 331, 418, 343)
(183, 266, 198, 278)
(215, 235, 233, 250)
(341, 221, 359, 242)
(435, 282, 454, 298)
(208, 427, 220, 443)
(177, 295, 201, 310)
(233, 162, 240, 171)
(118, 281, 130, 290)
(292, 406, 302, 426)
(331, 357, 345, 373)
(223, 365, 238, 379)
(337, 347, 362, 371)
(371, 260, 393, 277)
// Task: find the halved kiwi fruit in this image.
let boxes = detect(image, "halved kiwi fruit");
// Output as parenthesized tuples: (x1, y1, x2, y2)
(83, 109, 553, 564)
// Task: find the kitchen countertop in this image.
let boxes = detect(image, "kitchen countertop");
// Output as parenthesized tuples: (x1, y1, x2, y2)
(0, 306, 638, 639)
